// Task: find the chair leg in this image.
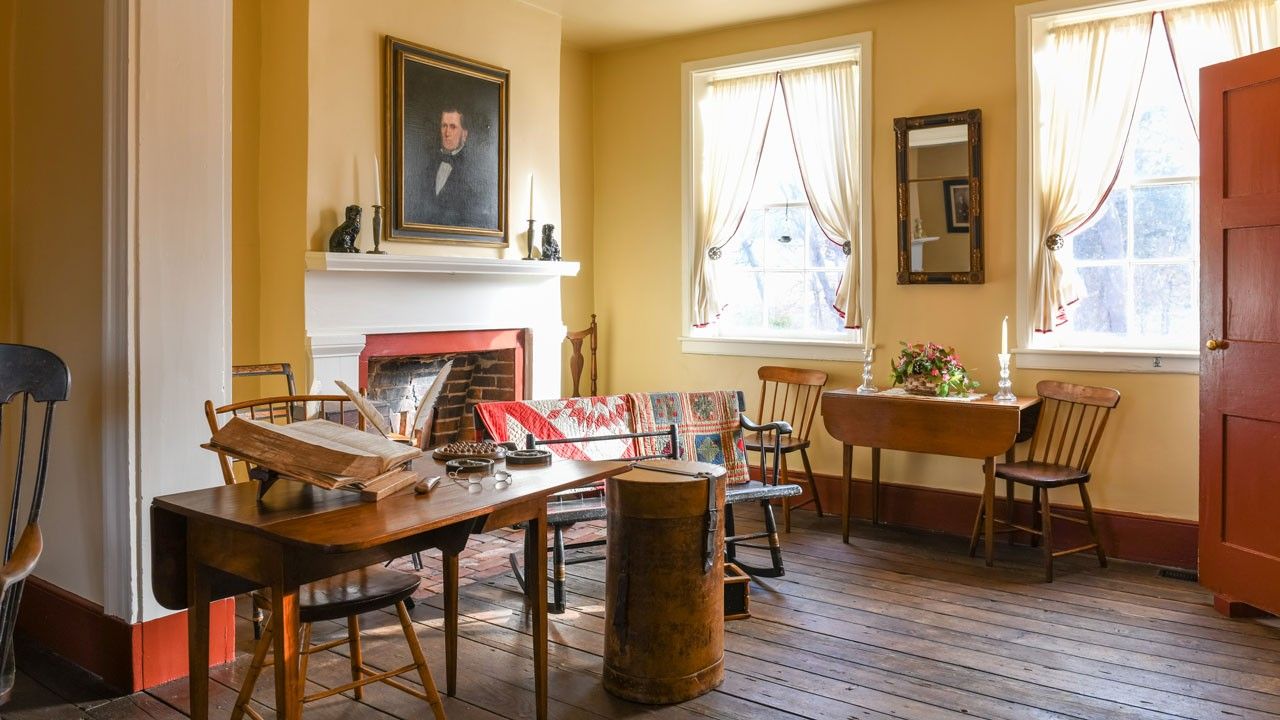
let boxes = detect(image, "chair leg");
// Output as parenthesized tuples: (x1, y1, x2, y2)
(1041, 488, 1054, 582)
(1079, 483, 1107, 568)
(1030, 487, 1042, 548)
(396, 600, 446, 720)
(967, 498, 984, 558)
(297, 622, 313, 692)
(1006, 478, 1016, 546)
(724, 504, 737, 564)
(761, 499, 785, 577)
(799, 448, 823, 518)
(347, 615, 364, 700)
(552, 524, 567, 614)
(781, 453, 792, 533)
(231, 619, 273, 720)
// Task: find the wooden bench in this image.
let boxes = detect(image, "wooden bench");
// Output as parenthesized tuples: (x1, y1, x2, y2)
(475, 390, 802, 613)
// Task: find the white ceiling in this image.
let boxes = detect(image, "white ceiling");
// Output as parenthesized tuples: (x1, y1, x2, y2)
(533, 0, 874, 50)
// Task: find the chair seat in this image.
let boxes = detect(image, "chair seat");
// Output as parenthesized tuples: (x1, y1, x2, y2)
(996, 461, 1091, 488)
(255, 566, 420, 624)
(743, 434, 810, 453)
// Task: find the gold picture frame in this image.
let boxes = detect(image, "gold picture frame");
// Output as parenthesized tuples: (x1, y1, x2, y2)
(384, 36, 509, 246)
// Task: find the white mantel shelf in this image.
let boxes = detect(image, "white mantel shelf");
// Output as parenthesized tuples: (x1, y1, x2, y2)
(305, 251, 580, 277)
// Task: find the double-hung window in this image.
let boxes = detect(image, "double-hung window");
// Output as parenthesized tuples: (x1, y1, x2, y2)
(681, 34, 873, 361)
(1016, 0, 1276, 373)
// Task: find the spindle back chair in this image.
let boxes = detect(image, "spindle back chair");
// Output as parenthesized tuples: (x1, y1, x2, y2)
(745, 366, 828, 531)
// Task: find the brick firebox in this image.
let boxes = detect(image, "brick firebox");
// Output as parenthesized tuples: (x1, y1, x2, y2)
(359, 329, 529, 445)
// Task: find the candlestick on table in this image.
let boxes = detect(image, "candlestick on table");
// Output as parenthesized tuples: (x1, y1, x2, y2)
(994, 352, 1016, 403)
(856, 347, 878, 395)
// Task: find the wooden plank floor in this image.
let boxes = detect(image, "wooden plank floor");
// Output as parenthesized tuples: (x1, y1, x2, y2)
(9, 513, 1280, 719)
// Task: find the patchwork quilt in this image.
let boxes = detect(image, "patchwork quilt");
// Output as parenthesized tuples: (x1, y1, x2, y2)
(626, 390, 750, 484)
(474, 396, 636, 461)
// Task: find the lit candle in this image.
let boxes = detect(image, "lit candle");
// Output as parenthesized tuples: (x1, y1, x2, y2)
(1001, 316, 1009, 355)
(373, 154, 382, 206)
(528, 173, 535, 220)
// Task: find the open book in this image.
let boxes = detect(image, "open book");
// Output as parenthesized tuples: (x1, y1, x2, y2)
(208, 417, 423, 496)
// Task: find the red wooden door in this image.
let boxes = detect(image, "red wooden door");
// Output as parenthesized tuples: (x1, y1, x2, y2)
(1200, 47, 1280, 617)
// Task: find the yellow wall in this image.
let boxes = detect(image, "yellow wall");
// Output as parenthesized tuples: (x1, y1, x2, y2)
(242, 0, 567, 392)
(8, 0, 106, 600)
(591, 0, 1199, 520)
(254, 0, 309, 392)
(232, 0, 263, 399)
(559, 44, 596, 391)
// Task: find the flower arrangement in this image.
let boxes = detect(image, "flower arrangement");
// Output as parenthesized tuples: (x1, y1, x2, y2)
(890, 342, 980, 397)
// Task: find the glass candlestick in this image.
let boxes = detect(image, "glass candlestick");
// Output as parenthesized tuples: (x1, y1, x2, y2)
(994, 352, 1016, 403)
(856, 349, 877, 394)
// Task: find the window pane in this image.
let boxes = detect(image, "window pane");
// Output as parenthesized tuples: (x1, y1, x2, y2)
(1073, 265, 1127, 335)
(728, 210, 765, 269)
(808, 272, 846, 332)
(1130, 21, 1197, 180)
(1134, 263, 1196, 340)
(1071, 190, 1128, 261)
(719, 269, 763, 330)
(764, 273, 805, 330)
(764, 207, 805, 269)
(1133, 183, 1194, 259)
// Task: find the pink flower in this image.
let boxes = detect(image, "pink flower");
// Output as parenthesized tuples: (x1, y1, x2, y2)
(932, 368, 940, 376)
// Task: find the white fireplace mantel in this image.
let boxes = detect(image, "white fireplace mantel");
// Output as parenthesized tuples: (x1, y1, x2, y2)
(305, 251, 579, 277)
(304, 252, 580, 399)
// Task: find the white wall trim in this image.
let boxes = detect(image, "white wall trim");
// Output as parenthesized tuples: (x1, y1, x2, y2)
(680, 32, 873, 355)
(1014, 347, 1200, 374)
(680, 335, 864, 361)
(100, 0, 137, 623)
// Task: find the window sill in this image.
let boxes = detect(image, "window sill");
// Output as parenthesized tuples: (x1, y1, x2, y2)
(680, 335, 865, 362)
(1014, 347, 1199, 374)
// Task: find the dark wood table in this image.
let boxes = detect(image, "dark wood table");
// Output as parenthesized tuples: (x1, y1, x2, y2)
(820, 389, 1039, 565)
(151, 458, 629, 720)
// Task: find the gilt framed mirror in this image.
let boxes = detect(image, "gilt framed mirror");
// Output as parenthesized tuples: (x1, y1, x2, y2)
(893, 109, 983, 284)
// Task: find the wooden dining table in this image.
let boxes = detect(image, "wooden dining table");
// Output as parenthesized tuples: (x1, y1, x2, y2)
(151, 458, 629, 720)
(821, 389, 1039, 565)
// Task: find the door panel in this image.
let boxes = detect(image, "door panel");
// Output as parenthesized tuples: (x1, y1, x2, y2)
(1200, 47, 1280, 616)
(1224, 228, 1280, 343)
(1222, 415, 1280, 558)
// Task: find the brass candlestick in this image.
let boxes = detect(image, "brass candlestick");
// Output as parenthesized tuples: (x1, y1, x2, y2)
(366, 204, 386, 254)
(524, 218, 537, 260)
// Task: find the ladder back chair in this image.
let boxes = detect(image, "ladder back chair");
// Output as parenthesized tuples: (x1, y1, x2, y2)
(204, 395, 444, 719)
(745, 366, 828, 532)
(0, 344, 70, 706)
(566, 314, 598, 397)
(969, 380, 1121, 582)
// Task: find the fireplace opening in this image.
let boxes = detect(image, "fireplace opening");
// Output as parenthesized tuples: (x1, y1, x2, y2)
(358, 329, 529, 447)
(366, 351, 516, 446)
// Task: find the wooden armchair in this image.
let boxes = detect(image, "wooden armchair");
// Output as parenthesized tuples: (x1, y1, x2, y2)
(203, 394, 444, 719)
(745, 366, 828, 532)
(969, 380, 1121, 582)
(0, 344, 71, 705)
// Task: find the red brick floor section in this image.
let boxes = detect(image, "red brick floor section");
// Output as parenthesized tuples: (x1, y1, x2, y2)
(386, 520, 607, 598)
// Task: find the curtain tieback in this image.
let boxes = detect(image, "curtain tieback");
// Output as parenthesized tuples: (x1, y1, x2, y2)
(842, 241, 852, 256)
(707, 247, 723, 260)
(1045, 234, 1064, 251)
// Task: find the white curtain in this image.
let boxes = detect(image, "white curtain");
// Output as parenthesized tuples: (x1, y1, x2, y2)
(780, 61, 863, 328)
(1032, 14, 1152, 333)
(1164, 0, 1279, 134)
(691, 73, 776, 327)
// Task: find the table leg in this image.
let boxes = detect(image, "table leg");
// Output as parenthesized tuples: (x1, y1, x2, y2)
(529, 508, 550, 720)
(270, 574, 302, 719)
(871, 447, 882, 526)
(841, 443, 853, 543)
(185, 561, 210, 720)
(444, 550, 458, 696)
(983, 456, 996, 567)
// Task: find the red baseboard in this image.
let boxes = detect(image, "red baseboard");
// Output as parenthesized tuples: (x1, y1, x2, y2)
(16, 576, 236, 692)
(767, 470, 1198, 570)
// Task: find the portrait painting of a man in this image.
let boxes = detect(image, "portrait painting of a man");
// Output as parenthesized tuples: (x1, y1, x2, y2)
(387, 37, 508, 245)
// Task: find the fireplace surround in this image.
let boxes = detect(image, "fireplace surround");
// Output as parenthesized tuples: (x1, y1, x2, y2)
(304, 252, 579, 401)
